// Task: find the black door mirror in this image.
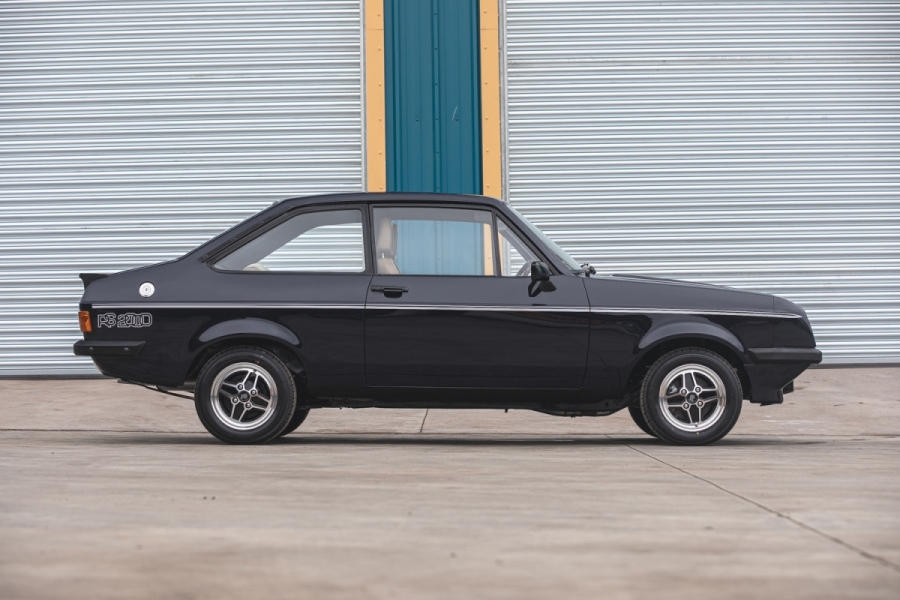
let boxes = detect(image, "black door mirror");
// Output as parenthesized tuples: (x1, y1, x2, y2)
(530, 261, 551, 282)
(529, 261, 556, 292)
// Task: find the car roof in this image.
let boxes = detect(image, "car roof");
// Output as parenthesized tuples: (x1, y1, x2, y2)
(188, 192, 512, 262)
(274, 192, 506, 211)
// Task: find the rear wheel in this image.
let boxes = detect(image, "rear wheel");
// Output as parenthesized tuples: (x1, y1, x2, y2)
(277, 407, 310, 438)
(639, 348, 742, 445)
(195, 346, 297, 444)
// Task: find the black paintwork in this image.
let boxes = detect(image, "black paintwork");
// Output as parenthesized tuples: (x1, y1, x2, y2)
(76, 193, 821, 413)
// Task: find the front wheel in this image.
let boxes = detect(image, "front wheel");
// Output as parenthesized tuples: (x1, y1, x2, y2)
(195, 346, 297, 444)
(639, 348, 743, 445)
(627, 399, 657, 438)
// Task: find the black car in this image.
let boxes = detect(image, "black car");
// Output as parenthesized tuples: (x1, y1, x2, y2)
(75, 193, 821, 445)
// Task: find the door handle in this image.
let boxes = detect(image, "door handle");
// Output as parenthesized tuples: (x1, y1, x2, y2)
(371, 285, 408, 297)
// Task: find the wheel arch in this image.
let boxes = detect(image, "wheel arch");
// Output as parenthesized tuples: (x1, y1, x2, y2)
(198, 317, 299, 346)
(186, 328, 306, 388)
(638, 319, 745, 355)
(625, 328, 751, 400)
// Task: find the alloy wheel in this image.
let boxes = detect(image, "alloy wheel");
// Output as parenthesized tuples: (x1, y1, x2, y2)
(210, 362, 278, 431)
(657, 363, 726, 433)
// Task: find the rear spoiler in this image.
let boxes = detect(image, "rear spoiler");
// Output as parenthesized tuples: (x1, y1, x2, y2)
(79, 273, 108, 289)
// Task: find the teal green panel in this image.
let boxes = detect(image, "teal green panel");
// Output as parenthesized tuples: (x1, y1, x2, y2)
(396, 221, 483, 275)
(385, 0, 482, 194)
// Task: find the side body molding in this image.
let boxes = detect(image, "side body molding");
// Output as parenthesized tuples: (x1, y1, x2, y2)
(637, 317, 745, 357)
(198, 318, 300, 347)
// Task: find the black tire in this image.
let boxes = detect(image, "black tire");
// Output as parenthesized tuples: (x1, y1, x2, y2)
(195, 346, 297, 444)
(627, 397, 657, 438)
(277, 408, 310, 438)
(639, 348, 743, 445)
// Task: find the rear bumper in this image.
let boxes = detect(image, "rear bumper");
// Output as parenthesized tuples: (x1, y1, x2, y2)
(73, 340, 145, 357)
(744, 347, 821, 405)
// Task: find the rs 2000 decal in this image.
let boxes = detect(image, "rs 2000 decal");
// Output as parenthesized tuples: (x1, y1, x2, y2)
(98, 313, 152, 328)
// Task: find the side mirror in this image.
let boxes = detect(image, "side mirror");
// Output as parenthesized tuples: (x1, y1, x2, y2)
(530, 261, 556, 292)
(530, 261, 551, 282)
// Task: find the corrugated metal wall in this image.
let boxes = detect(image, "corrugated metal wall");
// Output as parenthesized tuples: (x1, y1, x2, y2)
(0, 0, 363, 375)
(504, 0, 900, 364)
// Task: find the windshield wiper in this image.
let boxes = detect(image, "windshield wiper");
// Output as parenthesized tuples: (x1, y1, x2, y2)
(580, 263, 597, 276)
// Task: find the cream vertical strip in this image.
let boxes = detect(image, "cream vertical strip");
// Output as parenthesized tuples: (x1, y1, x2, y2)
(483, 222, 495, 275)
(365, 0, 387, 191)
(479, 0, 503, 199)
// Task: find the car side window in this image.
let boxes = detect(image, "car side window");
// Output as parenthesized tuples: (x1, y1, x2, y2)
(214, 209, 366, 272)
(498, 218, 538, 277)
(373, 207, 495, 276)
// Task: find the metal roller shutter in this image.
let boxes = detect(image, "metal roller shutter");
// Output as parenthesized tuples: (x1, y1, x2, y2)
(0, 0, 363, 375)
(504, 1, 900, 363)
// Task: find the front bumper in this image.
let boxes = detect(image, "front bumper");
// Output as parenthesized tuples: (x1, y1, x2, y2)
(744, 347, 822, 405)
(748, 347, 822, 364)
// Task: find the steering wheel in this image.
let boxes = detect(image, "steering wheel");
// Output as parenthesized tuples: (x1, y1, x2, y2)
(515, 263, 531, 278)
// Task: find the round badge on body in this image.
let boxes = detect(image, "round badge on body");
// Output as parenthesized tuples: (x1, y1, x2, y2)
(139, 282, 155, 297)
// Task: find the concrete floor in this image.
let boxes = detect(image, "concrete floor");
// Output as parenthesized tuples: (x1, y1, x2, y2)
(1, 368, 899, 599)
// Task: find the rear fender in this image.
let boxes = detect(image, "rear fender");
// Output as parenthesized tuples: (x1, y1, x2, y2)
(187, 318, 304, 382)
(197, 318, 300, 348)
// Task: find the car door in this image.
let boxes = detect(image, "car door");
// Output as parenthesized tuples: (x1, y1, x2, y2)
(364, 204, 590, 390)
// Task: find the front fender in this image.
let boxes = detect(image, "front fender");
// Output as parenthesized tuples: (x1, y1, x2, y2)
(197, 317, 300, 347)
(638, 316, 746, 358)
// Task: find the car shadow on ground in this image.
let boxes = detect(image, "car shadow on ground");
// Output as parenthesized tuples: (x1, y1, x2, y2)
(41, 432, 831, 447)
(274, 435, 829, 447)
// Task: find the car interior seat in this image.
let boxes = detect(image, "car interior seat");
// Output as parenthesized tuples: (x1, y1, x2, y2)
(375, 218, 401, 275)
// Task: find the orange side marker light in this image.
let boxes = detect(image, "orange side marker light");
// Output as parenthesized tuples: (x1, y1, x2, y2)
(78, 310, 92, 333)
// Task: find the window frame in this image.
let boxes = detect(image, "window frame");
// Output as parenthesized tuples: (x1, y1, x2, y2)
(495, 214, 542, 277)
(492, 210, 560, 275)
(207, 203, 374, 275)
(367, 202, 553, 278)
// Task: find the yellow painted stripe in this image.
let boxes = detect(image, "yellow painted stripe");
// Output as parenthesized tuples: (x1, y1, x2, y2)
(483, 222, 495, 275)
(365, 0, 387, 192)
(479, 0, 502, 199)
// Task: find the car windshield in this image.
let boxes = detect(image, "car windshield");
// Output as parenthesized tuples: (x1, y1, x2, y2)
(508, 206, 582, 271)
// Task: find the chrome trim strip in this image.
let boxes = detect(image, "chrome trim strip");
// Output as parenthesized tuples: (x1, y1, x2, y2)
(92, 302, 589, 313)
(590, 307, 802, 319)
(91, 303, 800, 319)
(366, 304, 591, 312)
(92, 303, 365, 310)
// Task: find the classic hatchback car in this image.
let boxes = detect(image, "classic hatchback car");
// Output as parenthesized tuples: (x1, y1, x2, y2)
(75, 193, 821, 445)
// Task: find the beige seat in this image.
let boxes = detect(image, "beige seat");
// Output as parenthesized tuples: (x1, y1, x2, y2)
(375, 218, 401, 275)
